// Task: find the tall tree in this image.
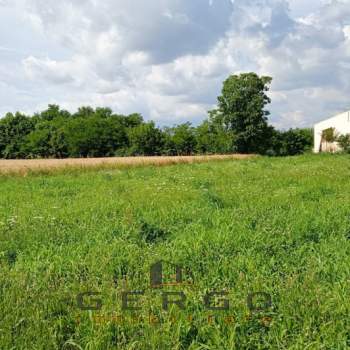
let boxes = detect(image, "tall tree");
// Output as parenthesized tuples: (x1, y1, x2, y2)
(209, 72, 273, 154)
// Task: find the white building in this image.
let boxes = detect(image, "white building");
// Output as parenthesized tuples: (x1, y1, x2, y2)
(314, 110, 350, 153)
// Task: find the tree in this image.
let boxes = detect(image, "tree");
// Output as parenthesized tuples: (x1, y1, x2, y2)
(94, 107, 113, 119)
(0, 91, 315, 159)
(268, 128, 313, 156)
(337, 134, 350, 153)
(0, 112, 35, 158)
(321, 127, 338, 152)
(21, 105, 71, 158)
(127, 122, 165, 156)
(73, 106, 95, 119)
(64, 116, 127, 157)
(121, 113, 144, 128)
(164, 123, 197, 155)
(209, 72, 273, 154)
(322, 127, 337, 143)
(22, 120, 68, 158)
(37, 104, 71, 121)
(195, 120, 236, 154)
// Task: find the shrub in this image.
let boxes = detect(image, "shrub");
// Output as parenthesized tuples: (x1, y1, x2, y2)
(337, 134, 350, 153)
(269, 128, 313, 156)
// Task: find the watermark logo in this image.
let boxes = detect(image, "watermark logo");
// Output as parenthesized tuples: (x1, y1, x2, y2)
(150, 260, 194, 288)
(73, 261, 273, 326)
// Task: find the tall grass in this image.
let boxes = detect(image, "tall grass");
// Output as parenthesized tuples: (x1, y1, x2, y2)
(1, 154, 350, 349)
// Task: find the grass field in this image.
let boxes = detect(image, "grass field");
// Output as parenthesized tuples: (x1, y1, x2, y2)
(1, 154, 350, 349)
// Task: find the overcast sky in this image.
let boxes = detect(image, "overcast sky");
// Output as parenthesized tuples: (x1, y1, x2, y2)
(1, 0, 349, 128)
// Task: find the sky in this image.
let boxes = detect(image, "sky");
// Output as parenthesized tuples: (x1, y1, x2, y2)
(0, 0, 349, 129)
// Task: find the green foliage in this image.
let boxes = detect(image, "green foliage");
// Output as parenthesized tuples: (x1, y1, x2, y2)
(127, 122, 165, 156)
(22, 120, 68, 158)
(64, 116, 127, 157)
(195, 120, 236, 154)
(164, 123, 197, 155)
(337, 134, 350, 153)
(37, 104, 71, 121)
(0, 73, 313, 159)
(0, 112, 35, 158)
(268, 128, 313, 156)
(120, 113, 144, 128)
(73, 106, 95, 119)
(209, 72, 273, 154)
(322, 127, 338, 143)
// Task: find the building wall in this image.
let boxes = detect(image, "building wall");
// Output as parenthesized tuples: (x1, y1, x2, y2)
(314, 111, 350, 153)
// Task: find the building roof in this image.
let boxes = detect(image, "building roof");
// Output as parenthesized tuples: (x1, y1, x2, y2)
(314, 110, 350, 127)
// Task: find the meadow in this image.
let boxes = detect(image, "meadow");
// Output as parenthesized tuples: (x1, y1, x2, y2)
(1, 154, 350, 349)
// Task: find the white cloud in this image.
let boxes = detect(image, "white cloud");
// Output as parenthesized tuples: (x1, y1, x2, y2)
(1, 0, 350, 128)
(23, 56, 75, 84)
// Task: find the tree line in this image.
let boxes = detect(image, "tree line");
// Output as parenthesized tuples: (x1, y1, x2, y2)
(0, 73, 313, 159)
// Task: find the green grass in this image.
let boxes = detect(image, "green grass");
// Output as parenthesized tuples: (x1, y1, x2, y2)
(1, 154, 350, 349)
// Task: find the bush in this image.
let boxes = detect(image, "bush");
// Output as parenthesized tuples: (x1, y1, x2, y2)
(163, 123, 197, 156)
(127, 122, 165, 156)
(269, 128, 313, 156)
(337, 134, 350, 153)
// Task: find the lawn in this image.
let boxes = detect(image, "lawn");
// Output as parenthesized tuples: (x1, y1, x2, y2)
(1, 154, 350, 349)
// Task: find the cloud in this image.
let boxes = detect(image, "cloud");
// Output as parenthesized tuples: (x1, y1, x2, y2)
(1, 0, 350, 128)
(23, 56, 75, 84)
(25, 0, 234, 63)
